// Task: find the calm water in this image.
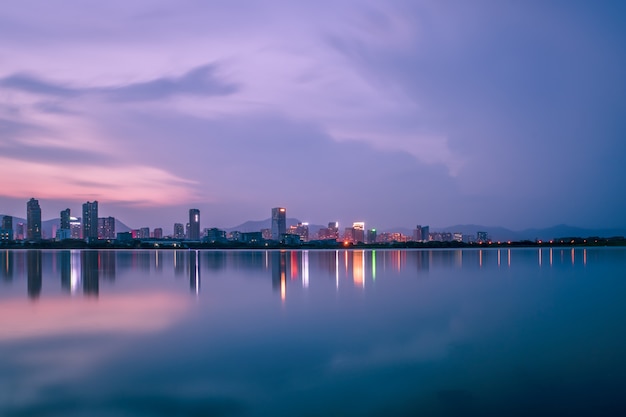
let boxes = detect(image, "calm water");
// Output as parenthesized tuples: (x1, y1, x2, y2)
(1, 248, 625, 416)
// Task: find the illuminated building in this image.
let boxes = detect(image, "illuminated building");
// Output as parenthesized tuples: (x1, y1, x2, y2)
(0, 215, 13, 241)
(98, 217, 116, 239)
(353, 222, 365, 243)
(288, 222, 309, 242)
(343, 227, 354, 243)
(271, 207, 286, 240)
(317, 222, 339, 240)
(367, 229, 377, 244)
(413, 225, 430, 242)
(413, 225, 423, 242)
(453, 232, 463, 242)
(70, 217, 81, 239)
(153, 228, 163, 239)
(16, 222, 25, 240)
(60, 209, 70, 230)
(188, 209, 200, 240)
(261, 228, 272, 240)
(27, 198, 42, 240)
(205, 228, 227, 243)
(138, 227, 150, 239)
(174, 223, 185, 239)
(58, 209, 71, 241)
(82, 201, 98, 242)
(477, 231, 488, 243)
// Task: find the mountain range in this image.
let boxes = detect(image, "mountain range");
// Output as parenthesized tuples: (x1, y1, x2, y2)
(2, 214, 624, 242)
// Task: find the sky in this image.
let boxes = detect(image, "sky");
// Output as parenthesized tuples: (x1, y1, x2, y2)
(1, 0, 625, 233)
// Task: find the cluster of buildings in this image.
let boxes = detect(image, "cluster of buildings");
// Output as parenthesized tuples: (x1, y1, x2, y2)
(0, 199, 491, 245)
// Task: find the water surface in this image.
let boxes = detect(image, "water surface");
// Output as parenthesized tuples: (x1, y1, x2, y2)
(1, 248, 625, 416)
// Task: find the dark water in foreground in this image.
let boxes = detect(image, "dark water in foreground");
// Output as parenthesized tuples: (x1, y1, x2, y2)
(0, 248, 625, 416)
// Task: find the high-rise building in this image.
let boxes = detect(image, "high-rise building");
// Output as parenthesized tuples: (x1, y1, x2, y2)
(367, 229, 377, 244)
(0, 215, 13, 241)
(98, 217, 116, 240)
(138, 227, 150, 239)
(188, 209, 200, 240)
(27, 198, 42, 240)
(288, 222, 309, 242)
(477, 231, 488, 243)
(82, 201, 98, 241)
(16, 222, 25, 240)
(153, 228, 163, 239)
(271, 207, 286, 240)
(422, 226, 430, 242)
(317, 222, 339, 240)
(352, 222, 365, 243)
(413, 225, 423, 242)
(70, 217, 81, 239)
(174, 223, 185, 239)
(56, 209, 71, 241)
(60, 209, 71, 230)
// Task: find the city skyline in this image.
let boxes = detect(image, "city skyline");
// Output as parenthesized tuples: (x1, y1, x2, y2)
(1, 1, 625, 231)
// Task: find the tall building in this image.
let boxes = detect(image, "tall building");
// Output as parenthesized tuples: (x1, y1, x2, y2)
(352, 222, 365, 243)
(0, 215, 13, 241)
(70, 217, 81, 239)
(82, 201, 98, 241)
(288, 222, 309, 242)
(367, 229, 377, 244)
(413, 225, 423, 242)
(27, 198, 42, 240)
(174, 223, 185, 239)
(153, 228, 163, 239)
(188, 209, 200, 240)
(56, 209, 71, 241)
(60, 209, 71, 230)
(422, 226, 430, 242)
(16, 222, 25, 240)
(138, 227, 150, 239)
(271, 207, 286, 240)
(98, 217, 116, 239)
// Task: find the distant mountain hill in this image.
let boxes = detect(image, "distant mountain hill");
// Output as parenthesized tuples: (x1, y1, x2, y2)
(224, 218, 325, 235)
(0, 215, 132, 238)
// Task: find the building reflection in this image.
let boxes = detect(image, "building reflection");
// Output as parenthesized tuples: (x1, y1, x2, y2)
(271, 251, 287, 301)
(1, 250, 13, 282)
(0, 247, 602, 301)
(189, 250, 200, 294)
(81, 251, 99, 297)
(59, 251, 71, 292)
(353, 250, 364, 287)
(174, 250, 186, 276)
(27, 250, 42, 299)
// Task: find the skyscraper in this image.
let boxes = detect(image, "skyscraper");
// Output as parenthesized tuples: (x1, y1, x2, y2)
(353, 222, 365, 243)
(0, 215, 13, 241)
(27, 198, 42, 240)
(98, 217, 116, 239)
(82, 201, 98, 242)
(188, 209, 200, 240)
(271, 207, 286, 240)
(56, 209, 72, 241)
(60, 209, 71, 230)
(174, 223, 185, 239)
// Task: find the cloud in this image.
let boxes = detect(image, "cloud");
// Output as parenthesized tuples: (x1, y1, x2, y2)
(0, 64, 238, 101)
(103, 64, 238, 101)
(0, 155, 199, 206)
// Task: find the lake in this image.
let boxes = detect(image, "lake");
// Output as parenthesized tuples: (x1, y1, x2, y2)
(1, 248, 625, 416)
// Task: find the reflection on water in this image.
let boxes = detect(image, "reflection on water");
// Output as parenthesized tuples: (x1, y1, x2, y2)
(0, 248, 602, 300)
(1, 248, 625, 416)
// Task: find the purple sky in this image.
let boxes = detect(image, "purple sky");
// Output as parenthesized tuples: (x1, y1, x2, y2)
(1, 0, 625, 233)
